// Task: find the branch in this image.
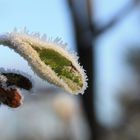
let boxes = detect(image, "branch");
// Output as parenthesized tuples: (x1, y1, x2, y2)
(95, 0, 140, 36)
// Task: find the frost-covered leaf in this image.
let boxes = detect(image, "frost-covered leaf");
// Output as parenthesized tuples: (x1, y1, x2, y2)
(0, 30, 88, 94)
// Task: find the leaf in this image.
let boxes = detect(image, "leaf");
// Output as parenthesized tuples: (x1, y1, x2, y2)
(0, 30, 88, 94)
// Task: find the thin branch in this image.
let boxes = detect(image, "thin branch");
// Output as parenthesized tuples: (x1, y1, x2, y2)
(95, 0, 139, 37)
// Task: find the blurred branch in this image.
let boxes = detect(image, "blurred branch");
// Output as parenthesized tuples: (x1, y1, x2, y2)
(68, 1, 101, 140)
(127, 47, 140, 71)
(68, 0, 139, 140)
(95, 0, 140, 37)
(87, 0, 94, 32)
(69, 0, 139, 37)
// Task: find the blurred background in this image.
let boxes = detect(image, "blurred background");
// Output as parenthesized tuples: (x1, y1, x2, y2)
(1, 0, 140, 140)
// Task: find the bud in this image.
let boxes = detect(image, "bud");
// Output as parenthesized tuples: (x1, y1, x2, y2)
(0, 30, 88, 94)
(0, 86, 22, 108)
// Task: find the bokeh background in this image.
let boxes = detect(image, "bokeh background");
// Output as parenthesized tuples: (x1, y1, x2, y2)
(0, 0, 140, 140)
